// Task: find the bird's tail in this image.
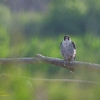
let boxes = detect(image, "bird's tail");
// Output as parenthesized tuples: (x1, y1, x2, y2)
(70, 68, 75, 73)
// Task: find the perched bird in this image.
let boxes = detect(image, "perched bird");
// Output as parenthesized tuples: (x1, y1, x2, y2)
(60, 35, 76, 72)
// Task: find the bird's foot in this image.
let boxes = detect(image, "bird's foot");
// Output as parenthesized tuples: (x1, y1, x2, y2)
(69, 61, 73, 64)
(64, 60, 66, 66)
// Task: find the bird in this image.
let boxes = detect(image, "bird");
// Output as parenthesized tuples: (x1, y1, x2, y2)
(60, 35, 76, 72)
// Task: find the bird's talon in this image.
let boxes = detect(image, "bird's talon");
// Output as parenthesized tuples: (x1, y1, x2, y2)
(64, 60, 66, 66)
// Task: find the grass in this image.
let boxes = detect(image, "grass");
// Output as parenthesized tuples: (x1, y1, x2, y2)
(0, 34, 100, 100)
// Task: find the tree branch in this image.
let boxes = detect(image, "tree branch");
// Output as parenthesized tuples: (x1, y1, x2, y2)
(0, 54, 100, 72)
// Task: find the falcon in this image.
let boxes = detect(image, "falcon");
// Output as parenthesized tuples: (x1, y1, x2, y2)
(60, 35, 76, 72)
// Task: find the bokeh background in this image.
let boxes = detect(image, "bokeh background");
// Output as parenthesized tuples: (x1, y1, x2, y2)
(0, 0, 100, 100)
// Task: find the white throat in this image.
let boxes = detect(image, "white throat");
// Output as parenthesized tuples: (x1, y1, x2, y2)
(62, 39, 71, 47)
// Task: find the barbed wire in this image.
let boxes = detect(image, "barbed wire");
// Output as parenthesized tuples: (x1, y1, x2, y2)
(0, 73, 99, 84)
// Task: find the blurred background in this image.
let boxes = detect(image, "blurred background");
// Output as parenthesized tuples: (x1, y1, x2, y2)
(0, 0, 100, 100)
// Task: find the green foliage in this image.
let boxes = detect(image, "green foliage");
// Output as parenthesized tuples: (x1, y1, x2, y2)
(1, 0, 100, 37)
(0, 5, 12, 28)
(43, 0, 86, 35)
(42, 0, 100, 35)
(0, 32, 100, 99)
(0, 1, 100, 100)
(0, 26, 9, 57)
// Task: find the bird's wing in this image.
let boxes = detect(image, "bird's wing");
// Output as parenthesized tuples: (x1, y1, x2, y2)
(71, 41, 76, 49)
(71, 41, 76, 60)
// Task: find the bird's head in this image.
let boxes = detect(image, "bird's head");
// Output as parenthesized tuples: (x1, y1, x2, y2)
(63, 35, 71, 42)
